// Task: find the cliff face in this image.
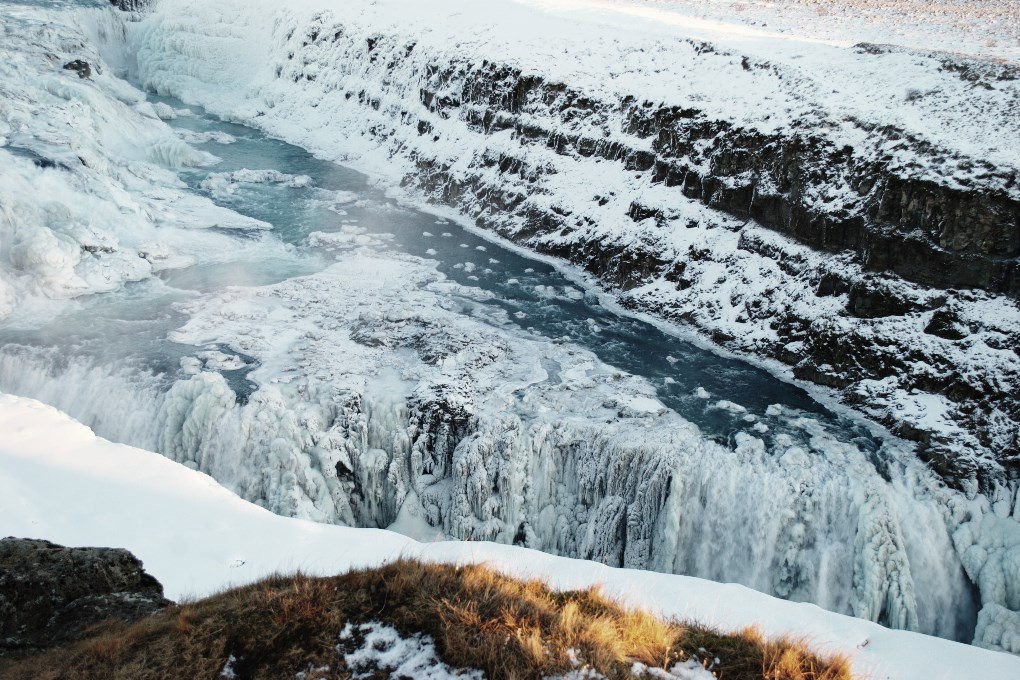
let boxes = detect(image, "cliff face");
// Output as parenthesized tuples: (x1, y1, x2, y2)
(109, 0, 151, 11)
(443, 56, 1020, 296)
(0, 538, 170, 657)
(209, 12, 1019, 495)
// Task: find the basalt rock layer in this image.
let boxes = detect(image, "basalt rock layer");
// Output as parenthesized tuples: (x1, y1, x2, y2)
(0, 538, 170, 657)
(206, 9, 1020, 496)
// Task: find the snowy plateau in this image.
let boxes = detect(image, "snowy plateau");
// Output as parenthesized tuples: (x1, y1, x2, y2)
(0, 0, 1019, 675)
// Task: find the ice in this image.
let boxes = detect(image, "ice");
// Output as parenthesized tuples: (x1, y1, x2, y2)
(2, 391, 1019, 679)
(147, 137, 219, 168)
(950, 515, 1020, 615)
(0, 2, 277, 318)
(974, 603, 1020, 655)
(152, 101, 178, 120)
(201, 169, 313, 198)
(176, 129, 237, 145)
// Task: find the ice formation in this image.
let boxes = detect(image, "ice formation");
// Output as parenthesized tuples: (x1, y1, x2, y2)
(954, 514, 1020, 652)
(0, 2, 269, 320)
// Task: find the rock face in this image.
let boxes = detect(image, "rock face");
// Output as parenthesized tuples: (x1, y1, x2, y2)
(61, 60, 91, 79)
(232, 12, 1019, 496)
(0, 538, 171, 657)
(109, 0, 151, 11)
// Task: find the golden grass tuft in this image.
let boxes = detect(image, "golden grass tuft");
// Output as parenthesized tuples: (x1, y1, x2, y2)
(0, 559, 853, 680)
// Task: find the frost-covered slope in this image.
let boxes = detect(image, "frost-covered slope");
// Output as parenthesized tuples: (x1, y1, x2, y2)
(127, 0, 1020, 495)
(1, 392, 1018, 679)
(564, 0, 1020, 63)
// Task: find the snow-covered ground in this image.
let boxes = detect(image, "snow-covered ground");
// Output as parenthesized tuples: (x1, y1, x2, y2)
(1, 392, 1018, 679)
(549, 0, 1020, 63)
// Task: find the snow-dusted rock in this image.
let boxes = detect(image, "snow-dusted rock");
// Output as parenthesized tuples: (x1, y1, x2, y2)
(126, 0, 1020, 495)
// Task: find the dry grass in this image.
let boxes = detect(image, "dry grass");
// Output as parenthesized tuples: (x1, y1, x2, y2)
(0, 559, 852, 680)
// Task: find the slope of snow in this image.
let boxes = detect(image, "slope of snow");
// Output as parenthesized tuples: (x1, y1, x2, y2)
(537, 0, 1020, 63)
(1, 392, 1018, 679)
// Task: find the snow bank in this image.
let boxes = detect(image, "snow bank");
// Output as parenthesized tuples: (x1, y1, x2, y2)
(0, 392, 1017, 679)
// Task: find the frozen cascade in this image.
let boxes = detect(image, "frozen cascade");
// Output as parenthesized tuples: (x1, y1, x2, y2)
(0, 329, 973, 638)
(0, 247, 979, 640)
(1, 0, 1016, 651)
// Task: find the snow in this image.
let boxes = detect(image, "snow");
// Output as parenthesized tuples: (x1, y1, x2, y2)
(120, 0, 1020, 482)
(1, 392, 1018, 679)
(575, 0, 1020, 63)
(339, 622, 484, 680)
(630, 660, 714, 680)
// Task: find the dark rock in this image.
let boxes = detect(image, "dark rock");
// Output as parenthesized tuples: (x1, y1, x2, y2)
(62, 60, 91, 79)
(0, 537, 171, 657)
(924, 309, 970, 340)
(847, 281, 917, 318)
(815, 272, 850, 297)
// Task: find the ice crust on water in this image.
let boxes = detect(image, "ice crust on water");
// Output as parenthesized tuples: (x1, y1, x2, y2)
(200, 169, 313, 199)
(175, 129, 237, 145)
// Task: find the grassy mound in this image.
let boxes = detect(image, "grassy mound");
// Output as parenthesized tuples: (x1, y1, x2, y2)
(0, 559, 852, 680)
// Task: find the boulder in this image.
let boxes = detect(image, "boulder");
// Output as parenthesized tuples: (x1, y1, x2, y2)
(0, 537, 171, 657)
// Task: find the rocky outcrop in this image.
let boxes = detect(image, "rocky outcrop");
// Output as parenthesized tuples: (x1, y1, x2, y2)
(62, 60, 91, 79)
(109, 0, 152, 11)
(0, 538, 171, 657)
